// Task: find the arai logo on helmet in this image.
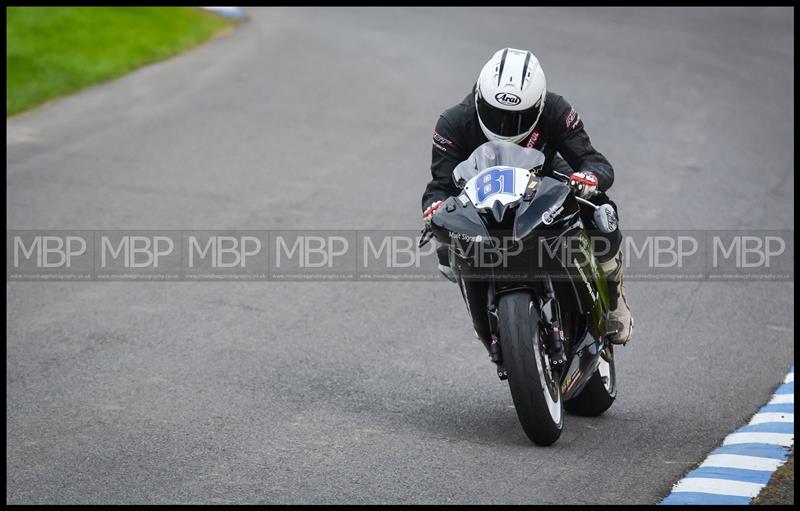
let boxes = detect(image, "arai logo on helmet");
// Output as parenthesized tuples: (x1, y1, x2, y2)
(494, 92, 521, 106)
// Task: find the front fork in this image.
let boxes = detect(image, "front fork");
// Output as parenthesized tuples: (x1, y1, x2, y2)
(540, 275, 567, 368)
(486, 275, 566, 380)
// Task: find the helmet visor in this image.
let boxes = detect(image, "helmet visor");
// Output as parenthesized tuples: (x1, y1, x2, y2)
(477, 95, 542, 138)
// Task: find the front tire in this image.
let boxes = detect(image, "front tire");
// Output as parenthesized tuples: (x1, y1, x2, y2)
(564, 346, 616, 416)
(498, 291, 563, 446)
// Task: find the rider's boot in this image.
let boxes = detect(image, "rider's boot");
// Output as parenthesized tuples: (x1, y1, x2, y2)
(598, 247, 634, 345)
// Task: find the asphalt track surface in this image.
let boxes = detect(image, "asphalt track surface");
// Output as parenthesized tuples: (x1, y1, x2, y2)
(6, 7, 794, 504)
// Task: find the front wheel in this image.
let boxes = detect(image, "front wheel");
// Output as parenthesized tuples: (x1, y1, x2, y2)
(498, 291, 563, 446)
(564, 346, 617, 416)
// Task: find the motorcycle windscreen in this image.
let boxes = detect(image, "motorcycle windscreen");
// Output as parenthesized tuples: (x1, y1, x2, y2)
(453, 141, 545, 188)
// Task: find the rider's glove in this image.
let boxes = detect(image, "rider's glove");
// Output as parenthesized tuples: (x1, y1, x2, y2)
(568, 171, 599, 199)
(419, 200, 444, 248)
(422, 200, 444, 225)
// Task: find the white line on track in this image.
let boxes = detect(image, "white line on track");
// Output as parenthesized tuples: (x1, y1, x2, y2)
(749, 412, 794, 424)
(671, 478, 764, 498)
(769, 394, 793, 405)
(722, 432, 794, 447)
(699, 454, 785, 472)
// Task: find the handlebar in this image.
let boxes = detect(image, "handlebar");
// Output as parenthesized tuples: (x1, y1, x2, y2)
(418, 170, 601, 248)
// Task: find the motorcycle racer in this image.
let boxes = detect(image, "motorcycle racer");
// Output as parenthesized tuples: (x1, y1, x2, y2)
(422, 47, 633, 345)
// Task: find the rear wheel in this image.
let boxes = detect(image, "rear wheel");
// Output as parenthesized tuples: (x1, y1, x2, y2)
(498, 291, 563, 446)
(564, 346, 616, 416)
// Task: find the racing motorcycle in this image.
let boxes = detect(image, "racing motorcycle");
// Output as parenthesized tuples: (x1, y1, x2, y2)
(420, 141, 619, 446)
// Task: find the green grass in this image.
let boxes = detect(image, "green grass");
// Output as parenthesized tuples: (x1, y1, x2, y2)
(753, 452, 794, 505)
(7, 7, 232, 116)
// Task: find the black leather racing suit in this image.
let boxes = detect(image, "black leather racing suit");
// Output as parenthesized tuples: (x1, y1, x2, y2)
(422, 86, 622, 264)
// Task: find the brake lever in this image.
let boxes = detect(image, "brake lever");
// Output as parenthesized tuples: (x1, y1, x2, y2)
(552, 170, 570, 182)
(419, 224, 433, 248)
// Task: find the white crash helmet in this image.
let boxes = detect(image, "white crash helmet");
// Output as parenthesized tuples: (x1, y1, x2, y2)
(475, 48, 547, 144)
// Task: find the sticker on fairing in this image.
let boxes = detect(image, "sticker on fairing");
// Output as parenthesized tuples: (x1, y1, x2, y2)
(463, 166, 531, 209)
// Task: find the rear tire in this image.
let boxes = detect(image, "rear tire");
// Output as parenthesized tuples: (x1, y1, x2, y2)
(498, 291, 563, 446)
(564, 346, 616, 416)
